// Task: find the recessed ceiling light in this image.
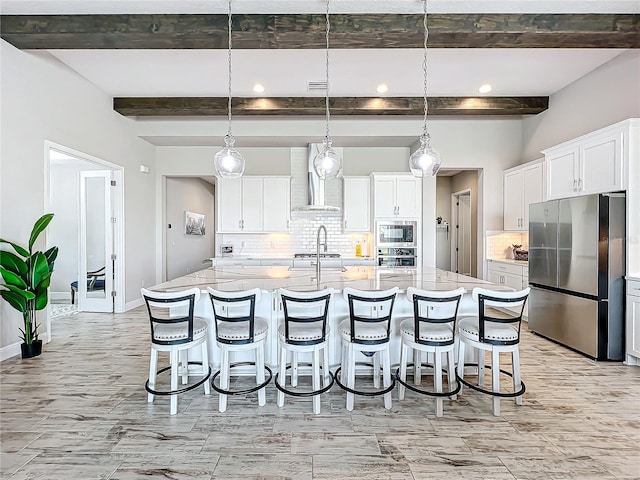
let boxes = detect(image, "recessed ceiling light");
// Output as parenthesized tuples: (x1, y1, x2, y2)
(479, 84, 492, 94)
(253, 83, 265, 94)
(376, 84, 389, 94)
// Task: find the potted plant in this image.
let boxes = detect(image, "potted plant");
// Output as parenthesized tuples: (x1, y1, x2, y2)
(0, 214, 58, 358)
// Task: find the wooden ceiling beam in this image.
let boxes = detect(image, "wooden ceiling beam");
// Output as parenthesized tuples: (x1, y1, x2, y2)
(1, 14, 638, 49)
(113, 96, 549, 117)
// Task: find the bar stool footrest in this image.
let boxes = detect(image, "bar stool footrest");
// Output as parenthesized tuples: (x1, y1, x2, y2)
(211, 361, 273, 395)
(274, 362, 334, 397)
(396, 362, 461, 398)
(145, 362, 212, 396)
(456, 363, 525, 398)
(334, 362, 396, 397)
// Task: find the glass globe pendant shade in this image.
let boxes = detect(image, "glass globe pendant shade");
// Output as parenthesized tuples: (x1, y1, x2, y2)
(313, 138, 343, 180)
(214, 134, 245, 179)
(409, 134, 441, 177)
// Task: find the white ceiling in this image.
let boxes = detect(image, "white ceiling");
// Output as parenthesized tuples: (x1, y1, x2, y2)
(3, 0, 637, 148)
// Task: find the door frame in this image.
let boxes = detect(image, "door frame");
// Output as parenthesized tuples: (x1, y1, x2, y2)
(44, 141, 125, 339)
(451, 188, 472, 275)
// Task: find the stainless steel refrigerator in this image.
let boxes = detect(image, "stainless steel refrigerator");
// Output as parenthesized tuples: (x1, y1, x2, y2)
(528, 194, 626, 360)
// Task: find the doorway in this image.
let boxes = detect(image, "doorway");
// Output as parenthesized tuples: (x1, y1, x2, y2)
(46, 142, 124, 339)
(451, 190, 472, 276)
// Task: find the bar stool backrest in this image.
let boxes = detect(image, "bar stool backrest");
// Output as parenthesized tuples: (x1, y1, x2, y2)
(207, 288, 262, 345)
(278, 288, 334, 346)
(406, 287, 465, 346)
(141, 287, 201, 346)
(342, 287, 399, 346)
(471, 287, 530, 346)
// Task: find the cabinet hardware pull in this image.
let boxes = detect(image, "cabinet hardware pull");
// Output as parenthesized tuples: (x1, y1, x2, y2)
(578, 178, 582, 191)
(573, 179, 577, 191)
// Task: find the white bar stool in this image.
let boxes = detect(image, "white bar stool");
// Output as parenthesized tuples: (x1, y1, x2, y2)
(397, 287, 465, 417)
(335, 287, 399, 411)
(456, 287, 530, 416)
(275, 288, 334, 415)
(141, 288, 211, 415)
(207, 288, 272, 413)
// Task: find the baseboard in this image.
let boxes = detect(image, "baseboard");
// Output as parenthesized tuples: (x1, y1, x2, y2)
(51, 291, 71, 301)
(125, 297, 144, 312)
(0, 342, 21, 362)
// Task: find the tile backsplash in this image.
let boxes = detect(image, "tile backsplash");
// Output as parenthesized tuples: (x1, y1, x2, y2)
(218, 214, 373, 258)
(486, 231, 529, 260)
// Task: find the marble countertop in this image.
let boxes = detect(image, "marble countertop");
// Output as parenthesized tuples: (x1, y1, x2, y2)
(152, 265, 510, 294)
(487, 258, 528, 266)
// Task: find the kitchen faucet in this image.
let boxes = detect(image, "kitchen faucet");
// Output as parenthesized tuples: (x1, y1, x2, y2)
(316, 225, 327, 280)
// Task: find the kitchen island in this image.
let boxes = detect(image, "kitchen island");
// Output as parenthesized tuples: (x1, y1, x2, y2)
(150, 265, 511, 370)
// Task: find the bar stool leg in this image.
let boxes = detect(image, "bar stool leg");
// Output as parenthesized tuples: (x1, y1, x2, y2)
(414, 350, 422, 386)
(202, 341, 211, 395)
(256, 342, 266, 407)
(148, 349, 158, 403)
(346, 344, 355, 412)
(398, 343, 408, 400)
(373, 352, 380, 388)
(447, 349, 457, 401)
(291, 351, 299, 387)
(277, 343, 286, 408)
(457, 341, 466, 396)
(180, 350, 188, 384)
(313, 347, 321, 414)
(170, 349, 179, 415)
(512, 348, 522, 406)
(322, 343, 330, 387)
(491, 349, 500, 416)
(219, 345, 230, 413)
(383, 347, 392, 410)
(434, 350, 443, 417)
(478, 348, 485, 387)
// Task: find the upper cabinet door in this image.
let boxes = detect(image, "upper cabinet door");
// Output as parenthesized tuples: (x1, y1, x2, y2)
(343, 176, 370, 232)
(580, 131, 623, 195)
(217, 178, 243, 232)
(373, 177, 396, 217)
(503, 169, 523, 231)
(395, 177, 420, 218)
(546, 147, 579, 200)
(521, 162, 543, 228)
(263, 177, 290, 232)
(241, 177, 264, 231)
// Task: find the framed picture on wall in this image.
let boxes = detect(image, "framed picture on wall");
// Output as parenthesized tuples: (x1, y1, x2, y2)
(184, 211, 205, 236)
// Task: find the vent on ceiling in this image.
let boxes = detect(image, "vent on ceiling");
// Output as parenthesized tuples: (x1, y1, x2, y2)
(307, 81, 328, 91)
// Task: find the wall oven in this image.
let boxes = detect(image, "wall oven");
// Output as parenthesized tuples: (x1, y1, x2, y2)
(376, 221, 417, 267)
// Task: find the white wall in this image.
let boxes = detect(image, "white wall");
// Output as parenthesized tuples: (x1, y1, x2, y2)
(165, 177, 215, 280)
(435, 176, 452, 270)
(521, 50, 640, 162)
(0, 40, 156, 352)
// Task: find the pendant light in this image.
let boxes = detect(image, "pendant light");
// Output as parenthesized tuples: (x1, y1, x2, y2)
(409, 0, 441, 178)
(313, 0, 343, 180)
(214, 0, 245, 179)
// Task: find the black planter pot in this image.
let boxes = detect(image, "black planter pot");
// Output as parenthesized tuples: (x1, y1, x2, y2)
(21, 340, 42, 359)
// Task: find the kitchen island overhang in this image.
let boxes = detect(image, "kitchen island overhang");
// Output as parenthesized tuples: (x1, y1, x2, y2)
(149, 266, 513, 371)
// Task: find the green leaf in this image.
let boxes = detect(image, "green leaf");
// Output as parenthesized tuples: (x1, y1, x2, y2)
(2, 284, 35, 300)
(0, 290, 27, 313)
(0, 266, 28, 289)
(44, 246, 59, 271)
(0, 238, 29, 258)
(28, 214, 54, 252)
(35, 289, 49, 310)
(0, 251, 28, 276)
(30, 252, 50, 290)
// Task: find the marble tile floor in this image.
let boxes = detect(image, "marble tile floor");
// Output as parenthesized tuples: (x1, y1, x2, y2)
(1, 308, 639, 480)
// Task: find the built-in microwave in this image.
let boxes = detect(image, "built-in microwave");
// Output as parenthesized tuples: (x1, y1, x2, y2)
(376, 221, 417, 247)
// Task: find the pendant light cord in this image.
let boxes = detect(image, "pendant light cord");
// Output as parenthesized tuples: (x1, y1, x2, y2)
(422, 0, 430, 140)
(324, 0, 331, 141)
(226, 0, 233, 137)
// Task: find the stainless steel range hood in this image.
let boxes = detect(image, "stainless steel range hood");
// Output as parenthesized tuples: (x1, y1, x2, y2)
(294, 143, 340, 212)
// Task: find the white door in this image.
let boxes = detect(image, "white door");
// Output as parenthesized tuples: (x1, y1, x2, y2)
(373, 177, 396, 217)
(217, 178, 243, 232)
(241, 177, 264, 231)
(503, 170, 522, 230)
(546, 148, 579, 199)
(78, 171, 114, 313)
(263, 177, 290, 231)
(521, 163, 543, 229)
(395, 177, 419, 218)
(343, 177, 370, 232)
(453, 192, 472, 276)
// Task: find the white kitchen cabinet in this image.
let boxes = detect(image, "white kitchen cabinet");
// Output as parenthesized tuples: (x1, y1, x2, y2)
(343, 176, 371, 232)
(372, 174, 421, 219)
(217, 176, 290, 233)
(487, 260, 529, 317)
(544, 122, 626, 200)
(503, 160, 543, 231)
(263, 177, 291, 232)
(626, 278, 640, 365)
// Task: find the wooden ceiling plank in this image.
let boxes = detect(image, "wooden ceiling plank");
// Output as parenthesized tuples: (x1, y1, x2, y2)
(1, 14, 638, 49)
(112, 96, 549, 117)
